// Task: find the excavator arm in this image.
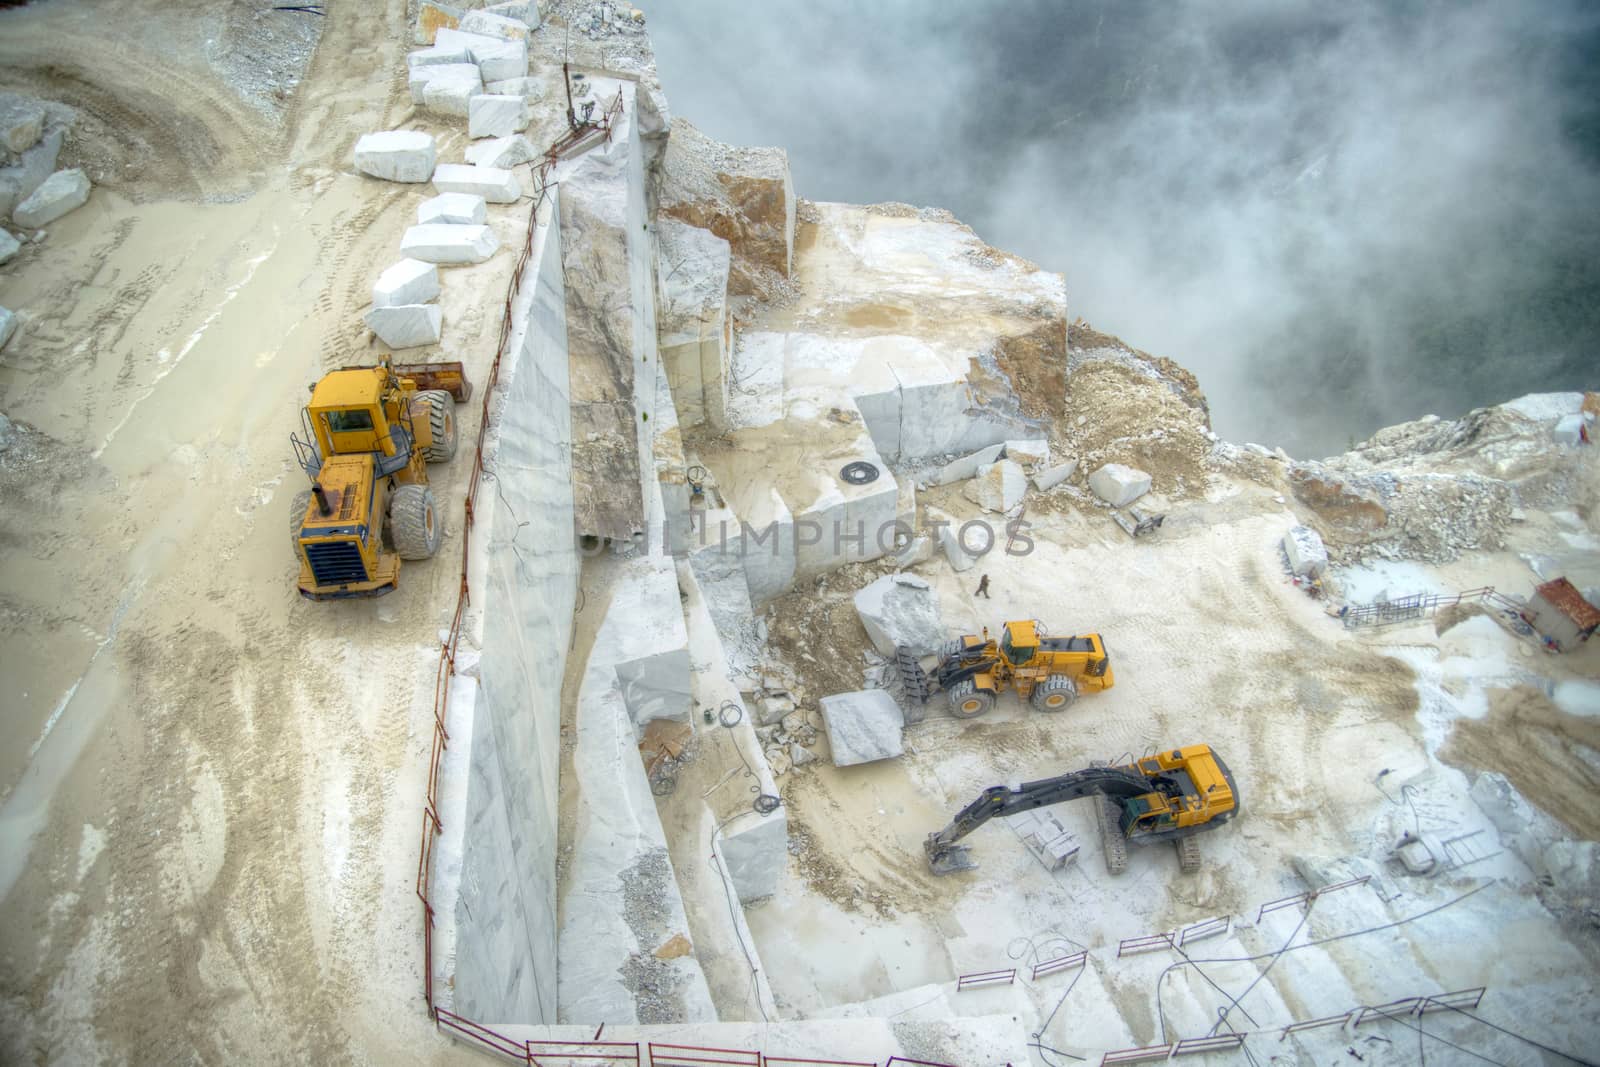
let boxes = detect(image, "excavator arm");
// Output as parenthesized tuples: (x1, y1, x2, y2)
(925, 768, 1172, 875)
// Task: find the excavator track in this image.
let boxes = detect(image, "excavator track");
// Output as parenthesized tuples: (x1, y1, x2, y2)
(1176, 833, 1202, 874)
(1098, 796, 1128, 875)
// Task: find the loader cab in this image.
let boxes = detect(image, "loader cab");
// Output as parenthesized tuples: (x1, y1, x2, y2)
(308, 368, 402, 459)
(1000, 620, 1039, 665)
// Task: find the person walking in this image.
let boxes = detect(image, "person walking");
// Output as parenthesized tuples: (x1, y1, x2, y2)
(975, 574, 991, 598)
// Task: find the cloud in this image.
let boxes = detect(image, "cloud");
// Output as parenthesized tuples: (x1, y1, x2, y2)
(648, 0, 1600, 455)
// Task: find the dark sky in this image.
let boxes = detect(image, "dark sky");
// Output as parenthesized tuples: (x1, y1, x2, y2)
(646, 0, 1600, 456)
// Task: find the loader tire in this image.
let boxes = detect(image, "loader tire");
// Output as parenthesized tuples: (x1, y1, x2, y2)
(391, 484, 443, 560)
(417, 390, 458, 463)
(1031, 674, 1077, 712)
(289, 490, 313, 557)
(948, 680, 995, 719)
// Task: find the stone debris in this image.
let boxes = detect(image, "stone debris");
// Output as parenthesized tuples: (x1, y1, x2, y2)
(353, 130, 436, 183)
(0, 94, 45, 154)
(894, 535, 933, 567)
(417, 191, 487, 226)
(459, 9, 532, 40)
(1032, 459, 1077, 491)
(0, 306, 16, 351)
(1004, 438, 1049, 467)
(0, 102, 70, 221)
(819, 690, 905, 766)
(1283, 525, 1328, 578)
(432, 163, 521, 203)
(372, 258, 441, 307)
(1088, 462, 1152, 507)
(963, 459, 1027, 514)
(400, 222, 500, 264)
(931, 442, 1004, 486)
(464, 134, 536, 169)
(365, 304, 443, 349)
(853, 573, 946, 658)
(0, 229, 19, 265)
(12, 168, 90, 228)
(410, 62, 481, 107)
(789, 742, 816, 767)
(468, 94, 529, 139)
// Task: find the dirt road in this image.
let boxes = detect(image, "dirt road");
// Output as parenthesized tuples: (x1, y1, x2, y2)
(0, 1, 482, 1061)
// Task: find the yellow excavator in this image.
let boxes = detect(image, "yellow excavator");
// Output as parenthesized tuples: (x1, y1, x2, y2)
(288, 361, 467, 600)
(896, 620, 1113, 719)
(924, 744, 1239, 875)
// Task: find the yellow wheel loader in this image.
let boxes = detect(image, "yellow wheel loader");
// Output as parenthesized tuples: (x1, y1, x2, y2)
(895, 620, 1113, 720)
(924, 744, 1239, 875)
(288, 361, 468, 600)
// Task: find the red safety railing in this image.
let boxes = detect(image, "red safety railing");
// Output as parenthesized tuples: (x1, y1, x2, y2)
(955, 968, 1016, 991)
(417, 91, 626, 1020)
(1030, 950, 1087, 981)
(530, 1039, 644, 1067)
(762, 1058, 876, 1067)
(648, 1043, 761, 1067)
(1256, 874, 1371, 922)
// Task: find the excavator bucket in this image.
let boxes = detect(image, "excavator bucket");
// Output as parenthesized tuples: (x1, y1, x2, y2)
(924, 837, 978, 876)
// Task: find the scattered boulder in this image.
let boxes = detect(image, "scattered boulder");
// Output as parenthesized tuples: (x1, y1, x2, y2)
(485, 0, 540, 28)
(410, 62, 481, 107)
(0, 94, 44, 154)
(930, 507, 979, 572)
(0, 111, 68, 220)
(1283, 525, 1328, 578)
(1469, 773, 1534, 837)
(422, 71, 482, 117)
(895, 535, 933, 567)
(819, 690, 905, 766)
(415, 0, 463, 44)
(406, 44, 470, 69)
(400, 223, 500, 264)
(485, 76, 543, 101)
(0, 306, 16, 351)
(963, 459, 1026, 514)
(1004, 438, 1049, 466)
(1553, 413, 1590, 445)
(853, 573, 945, 658)
(754, 691, 794, 727)
(468, 94, 529, 139)
(789, 742, 816, 768)
(465, 133, 535, 169)
(13, 168, 90, 228)
(416, 191, 486, 226)
(435, 28, 528, 82)
(372, 258, 440, 308)
(765, 747, 792, 776)
(353, 131, 436, 183)
(931, 442, 1004, 486)
(431, 163, 521, 204)
(1088, 463, 1151, 507)
(459, 8, 532, 40)
(1032, 459, 1077, 491)
(0, 229, 19, 265)
(365, 304, 442, 349)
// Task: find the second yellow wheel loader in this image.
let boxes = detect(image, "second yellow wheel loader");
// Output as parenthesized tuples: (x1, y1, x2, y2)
(896, 620, 1114, 719)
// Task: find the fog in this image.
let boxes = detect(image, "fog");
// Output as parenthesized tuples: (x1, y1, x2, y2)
(645, 0, 1600, 457)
